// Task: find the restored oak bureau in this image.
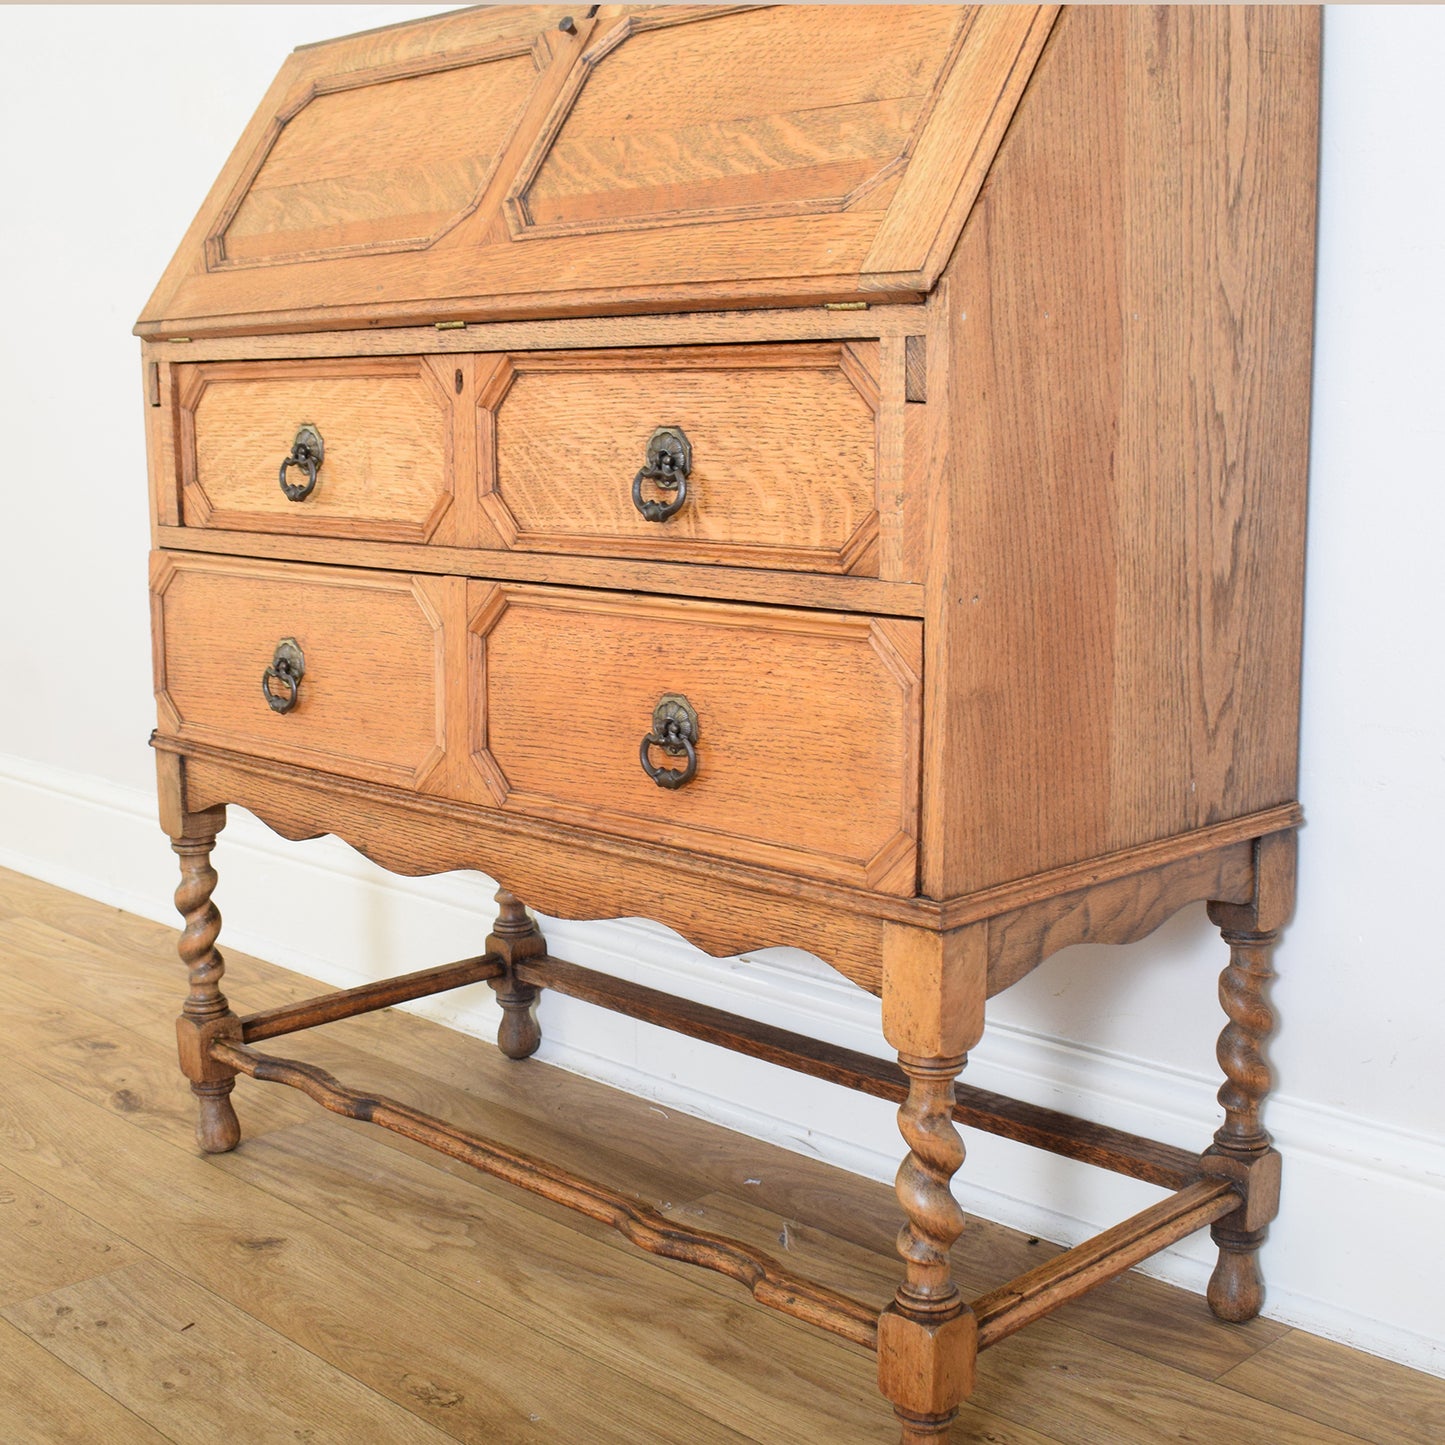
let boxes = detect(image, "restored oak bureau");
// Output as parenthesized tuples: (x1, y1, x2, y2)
(139, 6, 1319, 1440)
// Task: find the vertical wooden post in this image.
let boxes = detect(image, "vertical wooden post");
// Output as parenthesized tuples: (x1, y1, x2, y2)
(877, 923, 987, 1443)
(486, 887, 547, 1059)
(158, 752, 241, 1153)
(1203, 831, 1295, 1322)
(170, 808, 243, 1153)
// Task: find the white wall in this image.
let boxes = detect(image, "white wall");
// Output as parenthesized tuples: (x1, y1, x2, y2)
(2, 4, 1442, 1378)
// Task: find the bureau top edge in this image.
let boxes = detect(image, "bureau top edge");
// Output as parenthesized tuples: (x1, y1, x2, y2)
(136, 4, 1058, 340)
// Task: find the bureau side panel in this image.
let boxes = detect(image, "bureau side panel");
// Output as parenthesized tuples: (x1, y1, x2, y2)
(922, 4, 1319, 895)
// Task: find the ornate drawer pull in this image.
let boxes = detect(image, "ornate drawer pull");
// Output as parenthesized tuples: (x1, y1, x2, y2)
(278, 424, 325, 502)
(631, 426, 692, 524)
(639, 693, 699, 790)
(262, 638, 305, 714)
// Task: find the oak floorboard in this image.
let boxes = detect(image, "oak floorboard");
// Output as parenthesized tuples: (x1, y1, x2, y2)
(969, 1324, 1376, 1445)
(0, 1318, 170, 1445)
(0, 949, 314, 1145)
(4, 1258, 461, 1445)
(213, 1117, 904, 1445)
(1217, 1331, 1445, 1445)
(0, 912, 712, 1242)
(0, 1054, 752, 1445)
(0, 1161, 142, 1310)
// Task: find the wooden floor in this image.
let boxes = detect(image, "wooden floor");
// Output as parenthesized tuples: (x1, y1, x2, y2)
(1, 867, 1440, 1444)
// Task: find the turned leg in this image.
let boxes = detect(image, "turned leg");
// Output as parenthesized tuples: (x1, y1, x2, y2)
(1203, 832, 1295, 1323)
(486, 888, 546, 1060)
(877, 924, 987, 1444)
(879, 1052, 977, 1443)
(170, 806, 242, 1154)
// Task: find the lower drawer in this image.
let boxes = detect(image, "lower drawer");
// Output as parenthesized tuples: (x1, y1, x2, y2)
(466, 584, 922, 894)
(151, 554, 921, 894)
(150, 553, 453, 792)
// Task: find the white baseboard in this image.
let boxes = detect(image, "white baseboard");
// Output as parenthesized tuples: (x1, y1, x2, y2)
(2, 749, 1440, 1379)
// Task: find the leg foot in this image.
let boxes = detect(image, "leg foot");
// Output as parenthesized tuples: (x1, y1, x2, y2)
(486, 888, 546, 1060)
(494, 981, 542, 1060)
(192, 1079, 242, 1154)
(1208, 1224, 1267, 1322)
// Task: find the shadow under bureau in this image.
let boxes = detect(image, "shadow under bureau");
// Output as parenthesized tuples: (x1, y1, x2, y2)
(138, 6, 1319, 1440)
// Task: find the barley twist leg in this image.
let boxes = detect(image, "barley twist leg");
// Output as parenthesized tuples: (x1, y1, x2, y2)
(879, 1052, 976, 1443)
(171, 812, 241, 1153)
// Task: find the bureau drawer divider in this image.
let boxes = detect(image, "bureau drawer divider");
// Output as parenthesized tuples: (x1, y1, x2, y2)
(237, 952, 504, 1043)
(207, 1037, 883, 1351)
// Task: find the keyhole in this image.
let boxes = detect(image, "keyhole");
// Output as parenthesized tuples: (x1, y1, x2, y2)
(454, 369, 463, 395)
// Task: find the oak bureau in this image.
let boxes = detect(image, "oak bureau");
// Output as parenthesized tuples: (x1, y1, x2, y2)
(139, 6, 1320, 1439)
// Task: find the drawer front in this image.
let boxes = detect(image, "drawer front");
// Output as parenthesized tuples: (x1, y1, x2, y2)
(467, 584, 920, 894)
(176, 358, 457, 542)
(151, 553, 452, 791)
(479, 344, 881, 574)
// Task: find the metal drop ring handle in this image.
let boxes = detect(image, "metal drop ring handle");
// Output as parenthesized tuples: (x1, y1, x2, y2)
(279, 424, 324, 502)
(639, 693, 699, 790)
(262, 638, 305, 714)
(631, 426, 692, 524)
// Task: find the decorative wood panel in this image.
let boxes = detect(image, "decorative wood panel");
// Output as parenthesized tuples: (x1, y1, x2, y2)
(176, 358, 456, 543)
(171, 739, 895, 992)
(507, 5, 968, 239)
(480, 344, 880, 573)
(466, 584, 921, 893)
(208, 30, 551, 268)
(135, 6, 1056, 337)
(150, 552, 452, 792)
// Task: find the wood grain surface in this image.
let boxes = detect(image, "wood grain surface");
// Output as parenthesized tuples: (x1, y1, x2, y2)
(151, 553, 454, 793)
(177, 357, 458, 543)
(466, 582, 921, 892)
(919, 4, 1319, 895)
(135, 6, 1054, 336)
(215, 48, 543, 268)
(482, 344, 882, 574)
(508, 6, 968, 237)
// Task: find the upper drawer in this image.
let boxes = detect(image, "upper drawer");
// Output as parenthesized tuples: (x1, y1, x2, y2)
(175, 358, 459, 543)
(479, 344, 881, 574)
(150, 551, 454, 792)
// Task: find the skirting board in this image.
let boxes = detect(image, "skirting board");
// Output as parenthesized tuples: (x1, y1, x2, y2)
(1, 748, 1441, 1380)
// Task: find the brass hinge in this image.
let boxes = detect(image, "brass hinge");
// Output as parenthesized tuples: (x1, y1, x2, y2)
(435, 320, 467, 331)
(823, 301, 870, 311)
